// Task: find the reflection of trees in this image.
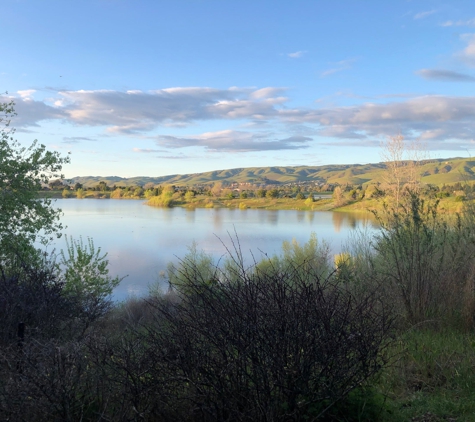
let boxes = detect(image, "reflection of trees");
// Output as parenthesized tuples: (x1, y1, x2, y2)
(213, 209, 223, 230)
(185, 209, 196, 223)
(297, 212, 305, 223)
(266, 211, 279, 225)
(332, 212, 344, 233)
(332, 211, 378, 233)
(347, 214, 357, 229)
(305, 211, 315, 224)
(161, 208, 175, 223)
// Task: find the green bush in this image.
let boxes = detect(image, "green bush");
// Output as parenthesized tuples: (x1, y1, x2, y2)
(59, 236, 123, 308)
(370, 192, 475, 326)
(146, 235, 395, 421)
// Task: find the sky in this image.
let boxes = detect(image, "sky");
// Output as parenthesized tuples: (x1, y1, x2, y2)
(2, 0, 475, 178)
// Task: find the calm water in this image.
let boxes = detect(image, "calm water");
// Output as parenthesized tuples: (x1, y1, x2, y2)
(50, 199, 377, 301)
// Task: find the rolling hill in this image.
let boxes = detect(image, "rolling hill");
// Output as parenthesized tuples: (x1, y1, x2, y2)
(67, 157, 475, 188)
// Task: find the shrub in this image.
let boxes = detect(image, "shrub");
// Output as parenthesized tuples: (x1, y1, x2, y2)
(184, 190, 195, 201)
(256, 188, 267, 198)
(371, 192, 475, 326)
(140, 237, 395, 421)
(0, 247, 123, 421)
(59, 236, 122, 308)
(62, 188, 72, 198)
(111, 188, 124, 199)
(266, 188, 279, 198)
(305, 196, 314, 207)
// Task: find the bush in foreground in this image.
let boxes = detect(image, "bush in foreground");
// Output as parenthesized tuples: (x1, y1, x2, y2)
(133, 243, 396, 421)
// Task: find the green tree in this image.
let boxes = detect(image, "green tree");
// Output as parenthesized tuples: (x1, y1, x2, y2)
(110, 188, 122, 199)
(211, 181, 223, 197)
(256, 188, 267, 198)
(96, 181, 109, 192)
(333, 186, 343, 206)
(266, 188, 279, 199)
(133, 186, 144, 197)
(59, 236, 123, 304)
(49, 179, 65, 190)
(62, 188, 72, 198)
(0, 100, 70, 255)
(184, 190, 195, 201)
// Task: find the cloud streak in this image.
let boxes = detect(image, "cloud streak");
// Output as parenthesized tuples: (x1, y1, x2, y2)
(62, 136, 96, 143)
(416, 69, 475, 81)
(320, 58, 358, 77)
(441, 19, 475, 27)
(414, 10, 437, 20)
(156, 130, 312, 152)
(287, 51, 306, 58)
(459, 34, 475, 66)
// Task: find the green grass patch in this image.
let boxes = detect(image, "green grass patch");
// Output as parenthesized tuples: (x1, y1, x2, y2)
(377, 329, 475, 421)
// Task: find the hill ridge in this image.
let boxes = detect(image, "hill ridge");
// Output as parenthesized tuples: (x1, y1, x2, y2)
(68, 157, 472, 188)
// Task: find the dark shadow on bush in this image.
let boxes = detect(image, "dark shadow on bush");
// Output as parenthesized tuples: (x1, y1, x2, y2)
(135, 249, 396, 421)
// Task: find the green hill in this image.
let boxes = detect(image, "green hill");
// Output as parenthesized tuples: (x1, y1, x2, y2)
(68, 157, 475, 188)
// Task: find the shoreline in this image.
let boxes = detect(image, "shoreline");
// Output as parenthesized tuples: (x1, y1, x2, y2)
(38, 191, 467, 215)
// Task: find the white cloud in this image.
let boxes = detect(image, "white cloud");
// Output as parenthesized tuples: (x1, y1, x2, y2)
(458, 34, 475, 66)
(156, 130, 312, 152)
(321, 58, 358, 78)
(279, 95, 475, 144)
(441, 19, 475, 27)
(3, 88, 286, 131)
(62, 136, 96, 144)
(414, 10, 437, 20)
(0, 94, 65, 127)
(56, 88, 284, 133)
(132, 148, 168, 153)
(287, 51, 306, 59)
(250, 87, 287, 99)
(6, 88, 475, 151)
(17, 90, 36, 99)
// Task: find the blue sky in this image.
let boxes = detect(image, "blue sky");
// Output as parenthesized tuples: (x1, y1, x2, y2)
(3, 0, 475, 178)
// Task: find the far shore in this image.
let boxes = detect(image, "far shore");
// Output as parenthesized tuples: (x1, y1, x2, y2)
(38, 190, 467, 215)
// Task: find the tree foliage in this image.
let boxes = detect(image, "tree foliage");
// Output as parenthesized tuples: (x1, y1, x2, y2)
(59, 236, 123, 303)
(0, 100, 70, 254)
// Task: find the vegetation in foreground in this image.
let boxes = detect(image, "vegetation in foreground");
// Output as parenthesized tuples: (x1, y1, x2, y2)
(4, 191, 475, 420)
(4, 101, 475, 420)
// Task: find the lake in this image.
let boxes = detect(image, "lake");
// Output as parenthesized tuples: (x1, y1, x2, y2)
(50, 199, 378, 301)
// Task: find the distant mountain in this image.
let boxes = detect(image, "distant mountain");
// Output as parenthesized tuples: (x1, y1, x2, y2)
(67, 157, 475, 188)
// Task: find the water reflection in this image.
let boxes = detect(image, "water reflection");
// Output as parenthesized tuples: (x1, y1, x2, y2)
(305, 211, 315, 224)
(185, 208, 196, 223)
(212, 209, 223, 230)
(53, 200, 378, 301)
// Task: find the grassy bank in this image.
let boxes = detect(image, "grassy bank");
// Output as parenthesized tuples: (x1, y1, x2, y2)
(40, 188, 470, 216)
(377, 329, 475, 421)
